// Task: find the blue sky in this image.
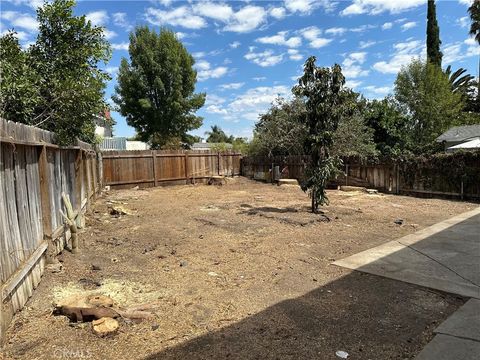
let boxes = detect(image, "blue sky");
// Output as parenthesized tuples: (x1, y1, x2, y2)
(1, 0, 478, 140)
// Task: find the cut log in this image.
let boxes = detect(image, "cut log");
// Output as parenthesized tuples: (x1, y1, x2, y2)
(54, 305, 119, 322)
(92, 317, 119, 337)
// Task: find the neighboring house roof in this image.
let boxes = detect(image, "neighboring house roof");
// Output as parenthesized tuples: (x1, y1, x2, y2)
(447, 137, 480, 151)
(436, 125, 480, 143)
(191, 142, 233, 149)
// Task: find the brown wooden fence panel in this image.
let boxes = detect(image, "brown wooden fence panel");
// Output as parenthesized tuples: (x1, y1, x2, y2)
(0, 118, 101, 342)
(102, 150, 242, 188)
(241, 154, 480, 199)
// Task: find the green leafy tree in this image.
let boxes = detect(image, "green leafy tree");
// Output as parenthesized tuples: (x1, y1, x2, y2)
(1, 0, 110, 144)
(113, 27, 205, 149)
(293, 57, 346, 213)
(332, 91, 377, 159)
(0, 32, 40, 124)
(426, 0, 442, 67)
(469, 0, 480, 45)
(364, 97, 412, 156)
(251, 97, 307, 157)
(394, 59, 465, 152)
(205, 125, 232, 143)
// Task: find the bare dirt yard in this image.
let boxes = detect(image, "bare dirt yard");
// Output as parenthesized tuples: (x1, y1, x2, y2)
(3, 178, 478, 360)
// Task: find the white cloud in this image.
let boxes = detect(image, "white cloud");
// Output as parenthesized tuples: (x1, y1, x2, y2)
(86, 10, 109, 26)
(245, 49, 284, 67)
(229, 41, 241, 49)
(112, 12, 133, 31)
(443, 41, 480, 64)
(256, 31, 302, 48)
(298, 26, 332, 48)
(0, 28, 29, 40)
(359, 40, 376, 49)
(288, 49, 303, 61)
(195, 60, 228, 81)
(205, 94, 226, 106)
(105, 66, 119, 75)
(382, 22, 393, 30)
(146, 6, 207, 29)
(269, 7, 287, 19)
(193, 2, 234, 22)
(111, 42, 129, 51)
(224, 5, 267, 33)
(284, 0, 335, 14)
(175, 32, 187, 40)
(1, 11, 38, 32)
(373, 39, 424, 74)
(363, 85, 392, 95)
(401, 21, 417, 31)
(341, 0, 424, 16)
(4, 0, 43, 10)
(103, 29, 117, 40)
(219, 82, 245, 90)
(206, 105, 228, 115)
(253, 77, 267, 81)
(458, 0, 473, 5)
(325, 27, 347, 36)
(345, 80, 363, 89)
(227, 85, 290, 121)
(457, 16, 470, 28)
(342, 52, 369, 78)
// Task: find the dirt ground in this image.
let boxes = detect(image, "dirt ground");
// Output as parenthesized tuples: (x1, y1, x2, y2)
(3, 178, 478, 360)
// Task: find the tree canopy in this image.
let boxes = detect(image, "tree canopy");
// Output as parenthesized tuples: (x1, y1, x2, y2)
(469, 0, 480, 45)
(394, 59, 465, 152)
(0, 0, 111, 144)
(113, 27, 205, 149)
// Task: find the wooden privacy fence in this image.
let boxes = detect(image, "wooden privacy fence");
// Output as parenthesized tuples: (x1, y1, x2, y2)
(102, 150, 242, 188)
(241, 153, 480, 200)
(0, 118, 101, 342)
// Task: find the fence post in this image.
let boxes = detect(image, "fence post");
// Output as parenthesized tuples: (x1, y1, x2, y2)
(217, 152, 221, 176)
(345, 164, 349, 186)
(38, 146, 53, 258)
(184, 152, 189, 184)
(74, 150, 83, 224)
(152, 150, 158, 187)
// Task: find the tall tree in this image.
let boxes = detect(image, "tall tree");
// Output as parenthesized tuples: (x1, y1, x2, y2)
(469, 0, 480, 45)
(395, 59, 464, 151)
(113, 27, 205, 149)
(1, 0, 110, 144)
(426, 0, 442, 67)
(293, 57, 346, 213)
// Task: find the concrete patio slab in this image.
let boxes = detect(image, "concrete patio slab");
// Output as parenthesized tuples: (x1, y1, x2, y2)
(414, 334, 480, 360)
(333, 207, 480, 299)
(434, 299, 480, 342)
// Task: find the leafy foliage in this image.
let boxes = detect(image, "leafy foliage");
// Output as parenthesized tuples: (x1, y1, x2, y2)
(205, 125, 233, 143)
(364, 97, 412, 157)
(250, 97, 307, 157)
(0, 33, 40, 124)
(0, 0, 110, 145)
(113, 27, 205, 149)
(469, 0, 480, 45)
(293, 57, 346, 212)
(394, 59, 465, 151)
(426, 0, 442, 67)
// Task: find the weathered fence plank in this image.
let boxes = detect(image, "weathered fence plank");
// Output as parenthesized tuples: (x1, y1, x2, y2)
(0, 118, 101, 343)
(102, 150, 242, 188)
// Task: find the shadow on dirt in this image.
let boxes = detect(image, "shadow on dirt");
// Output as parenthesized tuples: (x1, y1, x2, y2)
(142, 218, 477, 359)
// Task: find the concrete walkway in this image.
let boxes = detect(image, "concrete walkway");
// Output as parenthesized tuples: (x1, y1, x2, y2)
(333, 207, 480, 359)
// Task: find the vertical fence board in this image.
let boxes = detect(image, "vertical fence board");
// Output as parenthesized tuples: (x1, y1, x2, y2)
(0, 118, 100, 343)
